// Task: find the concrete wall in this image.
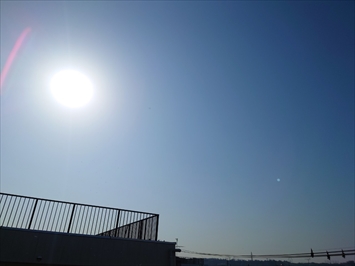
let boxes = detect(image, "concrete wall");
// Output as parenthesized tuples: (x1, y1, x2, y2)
(0, 227, 176, 266)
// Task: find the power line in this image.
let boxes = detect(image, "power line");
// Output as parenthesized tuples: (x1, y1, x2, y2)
(180, 248, 355, 260)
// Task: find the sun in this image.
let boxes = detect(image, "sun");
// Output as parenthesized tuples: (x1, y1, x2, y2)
(50, 69, 93, 108)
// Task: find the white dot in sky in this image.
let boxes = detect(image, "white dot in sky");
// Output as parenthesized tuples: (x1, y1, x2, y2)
(50, 69, 93, 108)
(277, 178, 280, 182)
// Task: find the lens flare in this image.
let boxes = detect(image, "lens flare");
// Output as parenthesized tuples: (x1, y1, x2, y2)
(0, 27, 31, 92)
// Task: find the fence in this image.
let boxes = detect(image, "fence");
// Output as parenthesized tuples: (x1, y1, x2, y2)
(0, 192, 159, 241)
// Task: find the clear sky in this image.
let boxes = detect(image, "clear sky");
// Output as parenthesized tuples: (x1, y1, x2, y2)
(1, 0, 354, 262)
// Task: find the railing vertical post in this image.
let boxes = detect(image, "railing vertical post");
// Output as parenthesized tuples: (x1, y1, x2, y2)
(138, 220, 143, 240)
(28, 199, 38, 229)
(67, 204, 76, 233)
(144, 217, 148, 240)
(114, 210, 120, 238)
(127, 212, 132, 238)
(155, 214, 159, 241)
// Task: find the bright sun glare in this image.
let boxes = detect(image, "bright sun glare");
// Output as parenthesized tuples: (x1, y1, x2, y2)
(50, 69, 93, 108)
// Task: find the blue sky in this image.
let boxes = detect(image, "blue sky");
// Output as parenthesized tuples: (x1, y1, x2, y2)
(1, 1, 354, 262)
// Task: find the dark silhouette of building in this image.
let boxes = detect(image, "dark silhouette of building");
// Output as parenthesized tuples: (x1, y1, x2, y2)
(0, 192, 177, 266)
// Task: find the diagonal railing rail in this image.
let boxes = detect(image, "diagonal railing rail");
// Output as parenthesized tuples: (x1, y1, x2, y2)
(0, 192, 158, 241)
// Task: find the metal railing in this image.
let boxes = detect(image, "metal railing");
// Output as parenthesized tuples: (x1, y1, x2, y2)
(0, 192, 159, 241)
